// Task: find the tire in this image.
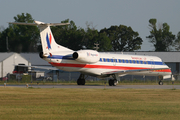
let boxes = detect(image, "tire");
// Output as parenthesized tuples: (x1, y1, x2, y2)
(81, 79, 85, 85)
(113, 80, 117, 86)
(77, 79, 85, 85)
(109, 79, 113, 86)
(77, 79, 81, 85)
(158, 81, 163, 85)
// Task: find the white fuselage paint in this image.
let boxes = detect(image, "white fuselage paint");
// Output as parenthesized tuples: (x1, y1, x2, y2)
(43, 51, 171, 78)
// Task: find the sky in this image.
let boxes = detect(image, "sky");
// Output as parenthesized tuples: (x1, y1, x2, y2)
(0, 0, 180, 51)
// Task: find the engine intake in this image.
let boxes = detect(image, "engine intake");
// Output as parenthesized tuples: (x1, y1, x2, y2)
(72, 52, 78, 59)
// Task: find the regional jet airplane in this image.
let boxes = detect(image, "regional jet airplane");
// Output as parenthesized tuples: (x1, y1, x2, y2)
(9, 21, 172, 86)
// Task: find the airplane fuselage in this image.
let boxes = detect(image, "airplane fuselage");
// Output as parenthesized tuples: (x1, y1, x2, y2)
(43, 51, 171, 78)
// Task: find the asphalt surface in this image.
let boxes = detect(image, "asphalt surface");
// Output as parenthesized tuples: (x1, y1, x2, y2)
(1, 84, 180, 89)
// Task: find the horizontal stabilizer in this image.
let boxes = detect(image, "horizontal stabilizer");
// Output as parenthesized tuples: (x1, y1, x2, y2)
(15, 65, 58, 70)
(9, 21, 70, 26)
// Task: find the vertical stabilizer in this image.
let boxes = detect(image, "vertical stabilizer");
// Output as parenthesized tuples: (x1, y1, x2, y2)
(38, 25, 72, 55)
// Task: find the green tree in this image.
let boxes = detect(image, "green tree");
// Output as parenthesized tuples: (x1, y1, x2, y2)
(0, 13, 39, 52)
(81, 26, 99, 49)
(174, 32, 180, 50)
(0, 28, 10, 52)
(146, 18, 175, 51)
(97, 32, 112, 51)
(100, 25, 142, 51)
(82, 22, 112, 51)
(52, 19, 84, 51)
(52, 20, 111, 51)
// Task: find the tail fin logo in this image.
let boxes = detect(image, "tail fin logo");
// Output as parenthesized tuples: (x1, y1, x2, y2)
(46, 33, 52, 49)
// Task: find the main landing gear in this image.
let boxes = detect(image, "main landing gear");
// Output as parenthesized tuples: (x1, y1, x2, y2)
(108, 79, 118, 86)
(77, 73, 119, 86)
(108, 74, 119, 86)
(77, 74, 85, 85)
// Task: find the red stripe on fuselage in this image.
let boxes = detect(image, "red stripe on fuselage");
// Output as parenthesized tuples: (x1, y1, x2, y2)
(49, 62, 171, 73)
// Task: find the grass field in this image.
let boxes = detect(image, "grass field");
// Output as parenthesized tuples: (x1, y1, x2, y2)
(1, 79, 180, 86)
(0, 87, 180, 120)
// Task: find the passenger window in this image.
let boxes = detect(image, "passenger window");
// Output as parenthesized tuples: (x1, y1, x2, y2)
(100, 58, 102, 62)
(114, 59, 117, 62)
(133, 60, 135, 64)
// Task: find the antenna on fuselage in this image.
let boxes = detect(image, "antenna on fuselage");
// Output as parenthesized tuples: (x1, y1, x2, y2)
(94, 43, 99, 51)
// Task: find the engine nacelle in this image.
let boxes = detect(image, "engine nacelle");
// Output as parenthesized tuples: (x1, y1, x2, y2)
(72, 50, 100, 63)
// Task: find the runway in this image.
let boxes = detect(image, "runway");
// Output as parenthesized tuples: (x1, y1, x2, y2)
(2, 84, 180, 89)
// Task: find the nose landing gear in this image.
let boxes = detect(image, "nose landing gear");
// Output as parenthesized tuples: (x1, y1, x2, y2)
(158, 76, 163, 85)
(77, 74, 85, 85)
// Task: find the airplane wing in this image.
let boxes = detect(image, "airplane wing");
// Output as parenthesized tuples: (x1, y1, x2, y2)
(101, 68, 170, 75)
(15, 65, 58, 70)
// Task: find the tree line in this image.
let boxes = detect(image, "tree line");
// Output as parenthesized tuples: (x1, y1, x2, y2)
(0, 13, 180, 53)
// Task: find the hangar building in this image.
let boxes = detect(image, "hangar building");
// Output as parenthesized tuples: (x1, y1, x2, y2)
(0, 53, 31, 78)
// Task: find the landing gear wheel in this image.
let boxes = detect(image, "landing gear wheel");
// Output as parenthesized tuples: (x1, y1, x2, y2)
(77, 79, 81, 85)
(108, 79, 113, 86)
(81, 79, 85, 85)
(158, 75, 163, 85)
(77, 79, 85, 85)
(77, 74, 86, 85)
(113, 80, 117, 86)
(109, 79, 117, 86)
(158, 81, 163, 85)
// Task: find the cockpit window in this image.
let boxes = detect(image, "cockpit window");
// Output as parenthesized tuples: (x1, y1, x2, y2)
(162, 61, 166, 65)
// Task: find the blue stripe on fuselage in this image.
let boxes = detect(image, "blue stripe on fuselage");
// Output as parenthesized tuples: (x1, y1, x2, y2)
(47, 55, 74, 60)
(47, 55, 165, 66)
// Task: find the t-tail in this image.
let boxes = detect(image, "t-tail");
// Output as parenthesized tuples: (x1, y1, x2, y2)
(9, 21, 73, 57)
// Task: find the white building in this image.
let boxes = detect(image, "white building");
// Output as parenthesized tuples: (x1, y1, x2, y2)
(0, 53, 31, 78)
